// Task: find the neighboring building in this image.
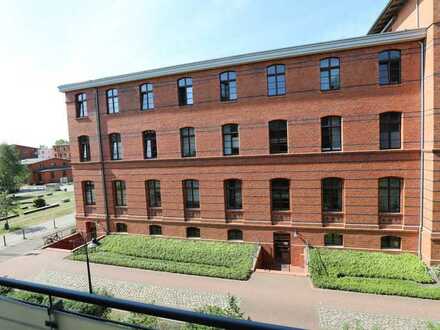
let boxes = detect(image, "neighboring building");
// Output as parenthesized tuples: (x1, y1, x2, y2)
(53, 143, 71, 160)
(12, 145, 38, 160)
(38, 146, 54, 160)
(58, 0, 440, 269)
(24, 158, 72, 185)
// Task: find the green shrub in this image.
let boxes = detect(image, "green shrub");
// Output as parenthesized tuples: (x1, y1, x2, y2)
(185, 296, 245, 330)
(71, 235, 258, 280)
(6, 290, 48, 305)
(309, 248, 440, 300)
(33, 198, 46, 208)
(124, 312, 158, 328)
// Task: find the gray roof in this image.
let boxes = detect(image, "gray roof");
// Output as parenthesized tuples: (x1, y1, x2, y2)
(58, 28, 424, 93)
(368, 0, 408, 35)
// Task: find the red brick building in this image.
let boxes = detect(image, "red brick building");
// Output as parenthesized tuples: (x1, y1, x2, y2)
(12, 144, 38, 160)
(53, 144, 71, 160)
(58, 0, 440, 269)
(25, 158, 73, 185)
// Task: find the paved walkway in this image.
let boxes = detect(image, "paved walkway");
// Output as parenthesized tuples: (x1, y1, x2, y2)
(0, 213, 75, 253)
(0, 249, 439, 329)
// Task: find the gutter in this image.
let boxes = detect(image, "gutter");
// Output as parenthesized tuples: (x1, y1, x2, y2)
(95, 88, 111, 234)
(418, 40, 425, 258)
(58, 29, 426, 92)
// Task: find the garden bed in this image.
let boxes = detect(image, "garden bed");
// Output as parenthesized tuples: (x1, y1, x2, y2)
(309, 248, 440, 300)
(70, 235, 259, 280)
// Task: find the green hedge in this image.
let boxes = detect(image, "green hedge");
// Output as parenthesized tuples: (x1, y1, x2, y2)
(309, 248, 440, 300)
(71, 235, 258, 280)
(5, 289, 111, 318)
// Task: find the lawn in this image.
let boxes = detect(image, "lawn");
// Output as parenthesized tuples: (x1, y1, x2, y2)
(0, 188, 74, 234)
(309, 248, 440, 300)
(71, 235, 259, 280)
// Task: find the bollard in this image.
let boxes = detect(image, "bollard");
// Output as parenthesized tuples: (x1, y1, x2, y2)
(53, 219, 56, 229)
(3, 235, 5, 247)
(22, 229, 26, 240)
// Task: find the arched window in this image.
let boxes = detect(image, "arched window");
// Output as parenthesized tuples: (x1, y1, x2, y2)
(113, 180, 127, 206)
(222, 124, 239, 156)
(177, 77, 193, 106)
(180, 127, 196, 157)
(380, 112, 401, 150)
(186, 227, 200, 238)
(269, 120, 288, 154)
(106, 89, 119, 114)
(324, 233, 343, 246)
(381, 236, 401, 249)
(321, 116, 341, 151)
(271, 179, 290, 211)
(379, 50, 401, 85)
(220, 71, 237, 101)
(379, 177, 402, 213)
(322, 178, 343, 212)
(320, 58, 340, 91)
(116, 223, 127, 233)
(109, 133, 122, 160)
(146, 180, 161, 208)
(76, 93, 87, 118)
(143, 130, 157, 159)
(267, 64, 286, 96)
(78, 135, 90, 162)
(225, 179, 242, 210)
(140, 83, 154, 110)
(228, 229, 243, 241)
(183, 179, 200, 209)
(83, 181, 96, 205)
(149, 225, 162, 236)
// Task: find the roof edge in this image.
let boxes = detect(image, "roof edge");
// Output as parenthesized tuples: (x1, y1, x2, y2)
(58, 28, 426, 93)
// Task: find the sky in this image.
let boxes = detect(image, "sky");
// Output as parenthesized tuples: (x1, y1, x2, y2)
(0, 0, 389, 147)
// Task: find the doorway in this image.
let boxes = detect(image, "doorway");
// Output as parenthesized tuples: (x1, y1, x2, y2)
(274, 233, 291, 269)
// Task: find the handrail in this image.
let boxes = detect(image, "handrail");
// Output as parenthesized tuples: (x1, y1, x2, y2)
(0, 277, 303, 330)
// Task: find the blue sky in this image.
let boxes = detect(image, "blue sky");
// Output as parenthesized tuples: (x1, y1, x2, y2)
(0, 0, 388, 147)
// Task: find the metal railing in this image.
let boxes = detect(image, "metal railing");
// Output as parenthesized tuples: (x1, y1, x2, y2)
(0, 277, 303, 330)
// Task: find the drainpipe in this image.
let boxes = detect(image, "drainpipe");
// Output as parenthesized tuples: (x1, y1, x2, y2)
(418, 40, 425, 258)
(416, 0, 420, 28)
(95, 88, 111, 234)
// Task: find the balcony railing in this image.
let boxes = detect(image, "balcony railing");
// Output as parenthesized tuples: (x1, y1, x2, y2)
(184, 209, 201, 220)
(0, 277, 301, 330)
(148, 207, 163, 219)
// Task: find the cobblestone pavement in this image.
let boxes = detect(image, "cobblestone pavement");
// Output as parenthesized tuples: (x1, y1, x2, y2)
(33, 270, 231, 310)
(318, 306, 439, 330)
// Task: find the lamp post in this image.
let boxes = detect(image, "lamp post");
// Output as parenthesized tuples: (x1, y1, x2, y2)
(82, 235, 100, 294)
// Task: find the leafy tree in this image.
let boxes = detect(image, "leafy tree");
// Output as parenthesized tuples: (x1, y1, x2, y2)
(0, 144, 29, 192)
(0, 191, 19, 229)
(54, 139, 69, 145)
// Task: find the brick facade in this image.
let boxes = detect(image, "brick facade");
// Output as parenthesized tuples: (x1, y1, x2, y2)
(59, 1, 440, 268)
(27, 158, 73, 185)
(53, 144, 71, 160)
(12, 144, 38, 160)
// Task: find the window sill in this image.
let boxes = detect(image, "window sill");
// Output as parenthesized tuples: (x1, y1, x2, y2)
(75, 117, 90, 121)
(267, 93, 286, 98)
(220, 99, 238, 103)
(324, 245, 344, 249)
(381, 248, 401, 251)
(320, 88, 341, 93)
(115, 205, 128, 209)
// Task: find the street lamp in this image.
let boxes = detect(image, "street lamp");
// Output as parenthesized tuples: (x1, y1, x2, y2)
(82, 235, 100, 294)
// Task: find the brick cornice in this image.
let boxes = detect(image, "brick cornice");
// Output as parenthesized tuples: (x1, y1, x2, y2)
(71, 149, 420, 170)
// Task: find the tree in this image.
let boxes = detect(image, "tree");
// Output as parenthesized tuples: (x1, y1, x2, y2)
(0, 144, 29, 192)
(54, 139, 69, 145)
(0, 191, 18, 229)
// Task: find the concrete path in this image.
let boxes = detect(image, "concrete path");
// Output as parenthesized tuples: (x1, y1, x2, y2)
(0, 249, 439, 329)
(0, 213, 75, 253)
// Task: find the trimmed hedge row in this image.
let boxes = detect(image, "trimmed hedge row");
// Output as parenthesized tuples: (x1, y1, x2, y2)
(313, 248, 434, 283)
(71, 235, 258, 280)
(98, 235, 257, 268)
(309, 248, 440, 300)
(4, 289, 111, 317)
